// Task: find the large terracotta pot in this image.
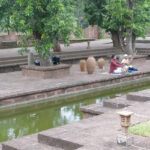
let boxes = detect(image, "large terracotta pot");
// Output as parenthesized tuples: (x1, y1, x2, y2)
(80, 60, 86, 72)
(97, 58, 105, 69)
(86, 56, 96, 74)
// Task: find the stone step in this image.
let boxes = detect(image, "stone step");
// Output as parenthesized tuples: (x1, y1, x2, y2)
(0, 56, 27, 61)
(127, 91, 150, 102)
(0, 62, 27, 68)
(103, 97, 130, 109)
(61, 52, 114, 60)
(0, 58, 27, 65)
(79, 103, 118, 119)
(62, 53, 112, 61)
(38, 130, 83, 150)
(80, 103, 105, 115)
(2, 135, 62, 150)
(60, 50, 115, 58)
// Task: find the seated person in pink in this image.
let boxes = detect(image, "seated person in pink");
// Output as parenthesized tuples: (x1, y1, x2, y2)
(109, 55, 124, 73)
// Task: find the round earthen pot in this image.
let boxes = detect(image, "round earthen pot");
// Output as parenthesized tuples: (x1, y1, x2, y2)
(86, 56, 96, 74)
(97, 58, 105, 69)
(80, 60, 86, 72)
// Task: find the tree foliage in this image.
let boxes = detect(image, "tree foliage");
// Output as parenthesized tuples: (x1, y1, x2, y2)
(0, 0, 15, 30)
(84, 0, 150, 54)
(84, 0, 106, 27)
(0, 0, 77, 64)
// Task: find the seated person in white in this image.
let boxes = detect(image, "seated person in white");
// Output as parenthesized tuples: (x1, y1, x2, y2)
(121, 54, 130, 66)
(121, 54, 138, 72)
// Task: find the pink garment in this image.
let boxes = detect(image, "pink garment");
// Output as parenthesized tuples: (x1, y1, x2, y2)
(109, 59, 123, 73)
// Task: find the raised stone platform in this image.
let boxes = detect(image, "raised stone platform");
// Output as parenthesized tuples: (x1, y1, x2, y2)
(21, 64, 70, 79)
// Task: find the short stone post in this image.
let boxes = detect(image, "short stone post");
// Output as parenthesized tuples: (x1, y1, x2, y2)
(28, 52, 34, 66)
(117, 110, 134, 146)
(87, 41, 91, 49)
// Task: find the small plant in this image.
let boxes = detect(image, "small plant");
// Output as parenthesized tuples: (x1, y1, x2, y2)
(129, 121, 150, 137)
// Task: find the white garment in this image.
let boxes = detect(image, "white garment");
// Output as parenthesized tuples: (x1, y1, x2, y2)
(114, 67, 122, 73)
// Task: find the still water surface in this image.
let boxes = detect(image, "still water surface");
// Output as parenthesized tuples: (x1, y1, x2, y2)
(0, 95, 114, 142)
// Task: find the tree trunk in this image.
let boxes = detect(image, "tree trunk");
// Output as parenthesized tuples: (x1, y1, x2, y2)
(34, 32, 51, 66)
(126, 29, 133, 54)
(125, 0, 134, 55)
(28, 52, 34, 66)
(111, 31, 120, 48)
(53, 39, 61, 52)
(132, 33, 136, 53)
(39, 52, 50, 66)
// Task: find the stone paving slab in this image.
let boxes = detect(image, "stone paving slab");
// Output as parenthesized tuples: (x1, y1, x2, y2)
(80, 103, 111, 115)
(127, 90, 150, 102)
(103, 97, 130, 109)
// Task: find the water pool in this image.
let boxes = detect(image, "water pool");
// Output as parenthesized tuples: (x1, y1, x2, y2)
(0, 84, 150, 142)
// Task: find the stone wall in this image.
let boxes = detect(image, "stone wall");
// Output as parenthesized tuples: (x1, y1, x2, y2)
(0, 31, 21, 41)
(83, 25, 99, 39)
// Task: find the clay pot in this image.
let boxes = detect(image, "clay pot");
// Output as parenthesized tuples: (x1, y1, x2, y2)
(80, 60, 86, 72)
(97, 58, 105, 69)
(86, 56, 96, 74)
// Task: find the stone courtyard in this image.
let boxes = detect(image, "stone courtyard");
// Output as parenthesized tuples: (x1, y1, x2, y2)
(0, 40, 150, 149)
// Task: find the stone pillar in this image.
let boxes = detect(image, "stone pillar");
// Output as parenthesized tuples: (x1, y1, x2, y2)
(117, 110, 134, 146)
(28, 52, 34, 66)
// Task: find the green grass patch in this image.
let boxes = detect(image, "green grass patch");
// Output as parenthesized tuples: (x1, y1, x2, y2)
(129, 121, 150, 137)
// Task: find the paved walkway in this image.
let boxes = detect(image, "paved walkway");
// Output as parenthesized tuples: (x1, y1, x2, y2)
(0, 58, 149, 99)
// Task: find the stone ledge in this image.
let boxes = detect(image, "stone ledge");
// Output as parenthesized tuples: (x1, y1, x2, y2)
(38, 134, 83, 150)
(21, 64, 70, 71)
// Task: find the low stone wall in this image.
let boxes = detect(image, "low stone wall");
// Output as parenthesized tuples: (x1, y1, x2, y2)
(21, 64, 70, 79)
(1, 71, 150, 107)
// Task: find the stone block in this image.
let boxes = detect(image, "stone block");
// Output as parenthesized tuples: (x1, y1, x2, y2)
(38, 134, 83, 150)
(117, 135, 134, 146)
(80, 104, 106, 118)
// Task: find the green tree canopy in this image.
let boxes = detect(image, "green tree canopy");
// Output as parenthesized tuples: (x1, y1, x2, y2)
(0, 0, 77, 65)
(84, 0, 150, 54)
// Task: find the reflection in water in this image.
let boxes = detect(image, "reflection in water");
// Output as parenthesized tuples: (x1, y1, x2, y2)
(0, 95, 115, 142)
